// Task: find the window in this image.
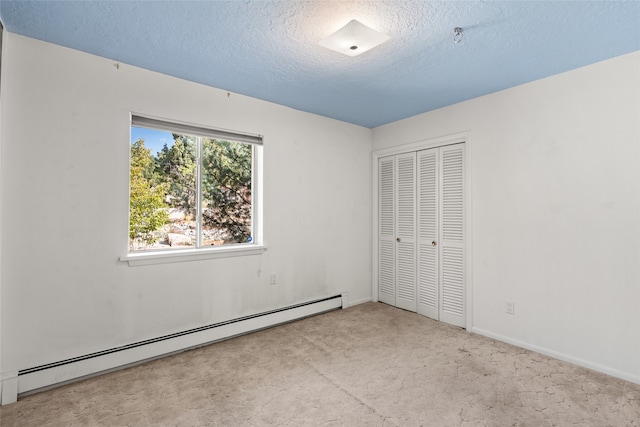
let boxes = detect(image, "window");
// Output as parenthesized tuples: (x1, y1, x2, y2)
(128, 115, 262, 257)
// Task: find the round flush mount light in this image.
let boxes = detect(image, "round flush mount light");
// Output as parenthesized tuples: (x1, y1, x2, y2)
(319, 20, 390, 57)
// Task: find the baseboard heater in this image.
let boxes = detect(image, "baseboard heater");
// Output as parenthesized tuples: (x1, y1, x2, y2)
(12, 294, 344, 401)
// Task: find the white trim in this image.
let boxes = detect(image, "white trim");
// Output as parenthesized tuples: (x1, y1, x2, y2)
(373, 131, 470, 158)
(371, 132, 473, 328)
(472, 327, 640, 386)
(344, 296, 372, 308)
(195, 136, 203, 248)
(464, 133, 474, 331)
(15, 297, 342, 401)
(253, 144, 264, 246)
(340, 292, 373, 309)
(121, 244, 267, 266)
(0, 24, 4, 409)
(1, 370, 18, 405)
(372, 155, 380, 303)
(341, 292, 349, 308)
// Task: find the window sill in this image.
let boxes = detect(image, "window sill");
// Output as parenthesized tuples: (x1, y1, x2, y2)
(121, 245, 267, 267)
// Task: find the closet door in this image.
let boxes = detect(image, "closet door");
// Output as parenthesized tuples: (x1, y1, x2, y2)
(417, 149, 439, 319)
(416, 143, 465, 327)
(395, 152, 417, 312)
(377, 153, 417, 312)
(439, 144, 465, 327)
(378, 144, 463, 324)
(378, 156, 396, 306)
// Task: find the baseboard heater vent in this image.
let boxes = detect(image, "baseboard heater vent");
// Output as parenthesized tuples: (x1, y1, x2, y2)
(14, 294, 344, 399)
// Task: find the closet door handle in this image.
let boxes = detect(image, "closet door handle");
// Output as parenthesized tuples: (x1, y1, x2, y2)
(432, 241, 437, 246)
(396, 238, 401, 243)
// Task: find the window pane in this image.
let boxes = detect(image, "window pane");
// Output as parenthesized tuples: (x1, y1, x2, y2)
(129, 119, 258, 254)
(129, 130, 197, 251)
(201, 138, 253, 245)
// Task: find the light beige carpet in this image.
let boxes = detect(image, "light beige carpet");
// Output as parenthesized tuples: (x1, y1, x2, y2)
(1, 302, 638, 426)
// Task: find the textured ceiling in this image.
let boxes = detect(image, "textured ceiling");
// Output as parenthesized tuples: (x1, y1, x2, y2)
(1, 1, 639, 128)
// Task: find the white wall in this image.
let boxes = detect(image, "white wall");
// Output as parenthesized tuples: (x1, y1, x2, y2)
(373, 51, 640, 383)
(0, 26, 5, 401)
(0, 33, 372, 376)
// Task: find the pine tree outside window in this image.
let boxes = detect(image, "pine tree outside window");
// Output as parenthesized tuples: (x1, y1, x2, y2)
(128, 115, 262, 254)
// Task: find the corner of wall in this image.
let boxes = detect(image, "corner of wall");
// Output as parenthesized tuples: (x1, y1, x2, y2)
(0, 21, 5, 406)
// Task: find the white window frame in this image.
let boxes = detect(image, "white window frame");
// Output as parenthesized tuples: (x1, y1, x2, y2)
(121, 114, 265, 266)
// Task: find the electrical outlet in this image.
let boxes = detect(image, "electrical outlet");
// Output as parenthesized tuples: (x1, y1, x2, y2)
(270, 273, 278, 285)
(505, 301, 515, 315)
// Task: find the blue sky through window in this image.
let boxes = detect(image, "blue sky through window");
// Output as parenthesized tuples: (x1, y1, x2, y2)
(131, 126, 174, 157)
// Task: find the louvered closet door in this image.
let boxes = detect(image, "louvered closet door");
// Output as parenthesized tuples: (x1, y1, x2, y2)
(439, 144, 465, 327)
(417, 149, 439, 319)
(378, 156, 396, 306)
(378, 145, 463, 322)
(395, 152, 417, 312)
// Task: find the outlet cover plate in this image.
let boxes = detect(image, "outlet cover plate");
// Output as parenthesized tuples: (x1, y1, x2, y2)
(506, 301, 515, 315)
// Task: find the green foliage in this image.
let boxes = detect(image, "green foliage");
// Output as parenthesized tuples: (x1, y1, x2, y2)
(201, 139, 252, 242)
(156, 134, 197, 217)
(129, 132, 253, 250)
(129, 139, 169, 249)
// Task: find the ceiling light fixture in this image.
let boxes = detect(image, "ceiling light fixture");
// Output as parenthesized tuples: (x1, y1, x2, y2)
(319, 20, 390, 57)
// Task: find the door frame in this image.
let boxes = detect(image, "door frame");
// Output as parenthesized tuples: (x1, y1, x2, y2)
(372, 131, 473, 330)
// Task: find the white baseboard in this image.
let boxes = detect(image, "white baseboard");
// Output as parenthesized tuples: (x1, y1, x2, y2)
(471, 327, 640, 386)
(3, 296, 342, 405)
(343, 296, 372, 308)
